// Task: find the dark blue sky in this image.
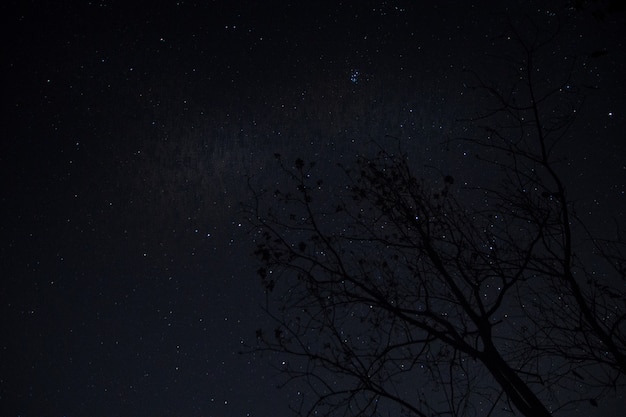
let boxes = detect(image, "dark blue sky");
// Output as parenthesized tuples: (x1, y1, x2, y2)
(2, 1, 625, 416)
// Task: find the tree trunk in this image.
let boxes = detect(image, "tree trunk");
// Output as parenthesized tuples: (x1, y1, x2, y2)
(480, 343, 552, 417)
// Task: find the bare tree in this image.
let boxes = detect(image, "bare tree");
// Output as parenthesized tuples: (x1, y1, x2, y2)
(245, 21, 625, 417)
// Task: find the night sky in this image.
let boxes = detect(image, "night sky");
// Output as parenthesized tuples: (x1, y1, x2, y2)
(2, 1, 625, 416)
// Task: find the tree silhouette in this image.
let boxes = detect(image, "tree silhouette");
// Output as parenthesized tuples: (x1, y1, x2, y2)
(246, 21, 625, 417)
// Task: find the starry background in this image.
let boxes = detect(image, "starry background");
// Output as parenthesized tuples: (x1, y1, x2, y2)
(1, 1, 625, 416)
